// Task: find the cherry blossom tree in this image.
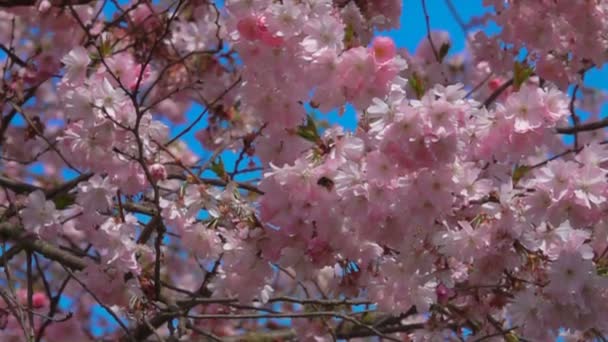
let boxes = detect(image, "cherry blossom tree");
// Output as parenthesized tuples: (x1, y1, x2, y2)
(1, 0, 608, 340)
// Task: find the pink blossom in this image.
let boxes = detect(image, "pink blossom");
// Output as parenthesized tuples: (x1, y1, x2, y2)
(77, 175, 115, 212)
(60, 46, 90, 85)
(371, 36, 396, 64)
(149, 163, 167, 182)
(20, 190, 59, 234)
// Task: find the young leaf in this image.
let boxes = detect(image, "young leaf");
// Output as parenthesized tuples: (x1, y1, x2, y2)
(513, 61, 533, 90)
(296, 114, 322, 144)
(438, 42, 450, 63)
(409, 72, 425, 99)
(512, 164, 530, 184)
(210, 157, 228, 181)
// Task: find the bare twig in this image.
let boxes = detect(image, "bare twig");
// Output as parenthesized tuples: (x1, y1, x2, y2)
(556, 117, 608, 134)
(165, 77, 241, 146)
(569, 83, 582, 148)
(0, 223, 87, 270)
(481, 78, 513, 108)
(62, 267, 134, 340)
(421, 0, 441, 64)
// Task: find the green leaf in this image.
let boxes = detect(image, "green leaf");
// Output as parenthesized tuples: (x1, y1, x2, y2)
(513, 61, 533, 90)
(179, 181, 188, 198)
(344, 23, 355, 47)
(296, 114, 321, 144)
(438, 42, 450, 63)
(505, 332, 520, 342)
(597, 264, 608, 277)
(317, 119, 330, 129)
(210, 157, 227, 180)
(512, 164, 530, 184)
(99, 38, 113, 58)
(597, 259, 608, 276)
(53, 193, 75, 210)
(409, 72, 425, 99)
(360, 312, 377, 324)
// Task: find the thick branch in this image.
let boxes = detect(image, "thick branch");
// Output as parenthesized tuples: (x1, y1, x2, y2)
(0, 176, 39, 194)
(0, 0, 94, 7)
(196, 318, 425, 341)
(0, 223, 87, 270)
(0, 173, 93, 198)
(167, 174, 264, 195)
(556, 117, 608, 134)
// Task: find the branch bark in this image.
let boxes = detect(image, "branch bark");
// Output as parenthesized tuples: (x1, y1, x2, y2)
(0, 223, 87, 270)
(0, 0, 94, 7)
(556, 117, 608, 134)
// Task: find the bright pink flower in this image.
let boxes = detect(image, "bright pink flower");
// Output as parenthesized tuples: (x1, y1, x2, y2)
(149, 163, 167, 182)
(237, 16, 262, 41)
(371, 36, 396, 64)
(17, 289, 49, 309)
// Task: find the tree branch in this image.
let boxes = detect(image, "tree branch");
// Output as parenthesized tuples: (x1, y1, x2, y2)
(0, 0, 95, 8)
(556, 117, 608, 134)
(0, 223, 87, 270)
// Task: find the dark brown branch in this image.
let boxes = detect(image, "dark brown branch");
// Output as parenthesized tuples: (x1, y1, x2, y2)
(556, 117, 608, 134)
(0, 173, 92, 198)
(0, 244, 23, 267)
(8, 101, 82, 174)
(44, 172, 93, 198)
(481, 78, 513, 108)
(0, 43, 27, 67)
(421, 0, 441, 64)
(0, 87, 38, 146)
(0, 176, 40, 194)
(122, 201, 158, 216)
(0, 0, 94, 7)
(165, 77, 242, 147)
(0, 223, 87, 270)
(569, 83, 581, 148)
(167, 174, 264, 195)
(154, 224, 165, 300)
(62, 267, 134, 340)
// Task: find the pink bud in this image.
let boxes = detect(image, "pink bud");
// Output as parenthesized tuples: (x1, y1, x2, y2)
(436, 283, 454, 304)
(237, 16, 261, 41)
(32, 293, 49, 309)
(488, 78, 503, 91)
(149, 163, 167, 182)
(256, 17, 283, 47)
(16, 290, 49, 309)
(37, 0, 51, 12)
(260, 32, 284, 47)
(371, 36, 397, 64)
(129, 64, 151, 90)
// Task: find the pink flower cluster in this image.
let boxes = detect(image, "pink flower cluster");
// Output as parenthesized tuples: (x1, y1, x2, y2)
(2, 0, 608, 340)
(473, 1, 608, 87)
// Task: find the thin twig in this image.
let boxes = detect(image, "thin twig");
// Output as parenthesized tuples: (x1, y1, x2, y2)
(481, 78, 513, 108)
(556, 117, 608, 134)
(421, 0, 441, 64)
(165, 77, 241, 146)
(62, 267, 134, 340)
(569, 83, 581, 149)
